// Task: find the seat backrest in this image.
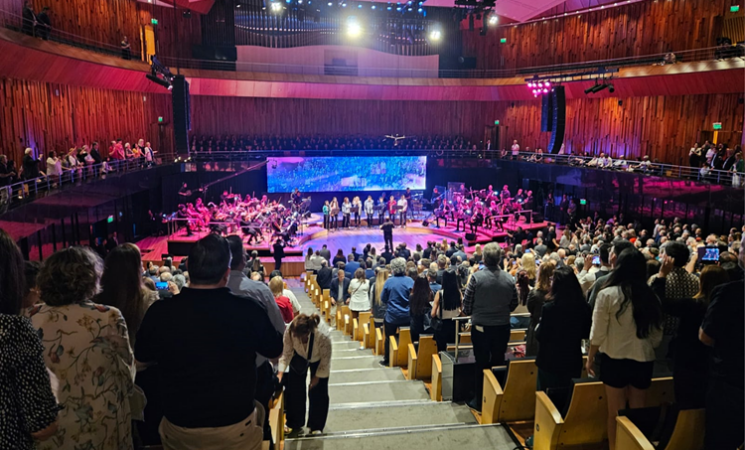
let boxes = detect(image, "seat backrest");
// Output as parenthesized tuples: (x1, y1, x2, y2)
(396, 327, 412, 366)
(415, 335, 437, 379)
(557, 381, 608, 447)
(499, 358, 538, 422)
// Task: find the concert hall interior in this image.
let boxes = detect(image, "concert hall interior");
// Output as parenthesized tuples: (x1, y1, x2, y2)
(0, 0, 743, 450)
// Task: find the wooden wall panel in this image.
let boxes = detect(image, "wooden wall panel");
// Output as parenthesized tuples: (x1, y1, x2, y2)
(0, 78, 172, 165)
(464, 0, 729, 72)
(190, 93, 743, 164)
(138, 4, 202, 61)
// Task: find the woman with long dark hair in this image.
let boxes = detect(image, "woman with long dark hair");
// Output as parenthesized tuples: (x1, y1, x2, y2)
(535, 266, 591, 390)
(409, 275, 433, 343)
(587, 248, 663, 450)
(97, 243, 159, 344)
(431, 269, 462, 352)
(525, 263, 554, 356)
(511, 270, 531, 328)
(0, 229, 59, 449)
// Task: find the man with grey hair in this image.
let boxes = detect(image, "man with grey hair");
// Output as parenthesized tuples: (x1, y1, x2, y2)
(462, 242, 517, 412)
(436, 254, 448, 284)
(380, 257, 414, 366)
(316, 259, 332, 291)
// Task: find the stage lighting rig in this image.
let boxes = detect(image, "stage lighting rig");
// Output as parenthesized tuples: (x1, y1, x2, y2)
(146, 55, 174, 91)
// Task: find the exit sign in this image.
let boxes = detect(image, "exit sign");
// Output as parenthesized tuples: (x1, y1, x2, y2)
(731, 5, 740, 12)
(500, 38, 507, 43)
(494, 120, 500, 125)
(158, 116, 164, 123)
(713, 122, 722, 130)
(151, 18, 158, 25)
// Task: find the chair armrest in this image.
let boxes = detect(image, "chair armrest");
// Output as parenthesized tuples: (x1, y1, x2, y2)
(615, 416, 654, 450)
(533, 391, 563, 450)
(407, 343, 418, 380)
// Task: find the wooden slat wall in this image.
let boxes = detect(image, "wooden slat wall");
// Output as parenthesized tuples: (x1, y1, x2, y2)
(138, 4, 202, 61)
(190, 94, 743, 164)
(463, 0, 729, 71)
(0, 78, 172, 165)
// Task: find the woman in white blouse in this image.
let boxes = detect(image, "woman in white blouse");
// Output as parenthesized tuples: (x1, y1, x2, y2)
(347, 268, 371, 318)
(278, 314, 332, 438)
(586, 248, 663, 450)
(45, 150, 62, 186)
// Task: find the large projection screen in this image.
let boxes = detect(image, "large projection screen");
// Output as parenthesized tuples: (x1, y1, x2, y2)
(267, 156, 427, 193)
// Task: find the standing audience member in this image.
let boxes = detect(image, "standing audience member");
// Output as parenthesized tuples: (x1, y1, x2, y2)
(279, 314, 332, 437)
(525, 263, 554, 356)
(462, 242, 518, 412)
(135, 234, 283, 450)
(348, 268, 371, 318)
(586, 249, 663, 450)
(370, 268, 389, 329)
(121, 36, 131, 60)
(535, 267, 592, 390)
(316, 259, 332, 291)
(380, 258, 414, 366)
(511, 270, 531, 328)
(0, 229, 59, 450)
(269, 276, 295, 324)
(409, 275, 433, 343)
(36, 7, 51, 40)
(330, 270, 350, 310)
(431, 269, 462, 353)
(651, 261, 729, 408)
(699, 235, 744, 450)
(29, 246, 135, 450)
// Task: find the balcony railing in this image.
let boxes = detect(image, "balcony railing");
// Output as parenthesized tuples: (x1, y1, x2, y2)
(0, 156, 178, 214)
(188, 149, 744, 187)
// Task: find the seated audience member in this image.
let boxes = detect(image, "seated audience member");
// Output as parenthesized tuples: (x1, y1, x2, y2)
(0, 229, 59, 449)
(22, 260, 41, 308)
(278, 314, 332, 437)
(135, 234, 283, 450)
(270, 270, 301, 315)
(536, 267, 591, 390)
(698, 235, 745, 450)
(330, 269, 351, 307)
(29, 246, 134, 450)
(316, 259, 333, 290)
(586, 249, 663, 450)
(270, 276, 295, 323)
(380, 258, 414, 366)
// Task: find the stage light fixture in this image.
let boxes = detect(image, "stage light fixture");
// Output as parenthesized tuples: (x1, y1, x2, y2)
(488, 14, 498, 25)
(428, 29, 442, 41)
(346, 19, 362, 37)
(146, 73, 171, 90)
(608, 84, 615, 93)
(270, 2, 282, 12)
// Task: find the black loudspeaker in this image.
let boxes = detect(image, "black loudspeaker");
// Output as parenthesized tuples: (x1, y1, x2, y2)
(541, 94, 554, 132)
(465, 232, 477, 241)
(422, 220, 430, 227)
(548, 86, 566, 154)
(532, 212, 544, 223)
(172, 75, 191, 155)
(458, 56, 477, 69)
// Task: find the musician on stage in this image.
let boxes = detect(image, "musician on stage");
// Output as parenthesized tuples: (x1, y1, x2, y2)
(329, 197, 340, 230)
(323, 200, 330, 230)
(387, 196, 397, 223)
(435, 203, 450, 228)
(352, 196, 362, 227)
(432, 187, 442, 210)
(397, 194, 408, 228)
(377, 195, 387, 225)
(364, 195, 375, 227)
(341, 197, 352, 228)
(380, 218, 395, 251)
(272, 237, 286, 271)
(469, 205, 484, 234)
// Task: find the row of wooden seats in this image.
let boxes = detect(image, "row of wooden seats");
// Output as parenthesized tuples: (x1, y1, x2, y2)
(616, 408, 704, 450)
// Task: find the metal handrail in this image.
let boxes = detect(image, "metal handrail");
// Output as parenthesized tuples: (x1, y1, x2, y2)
(0, 155, 178, 211)
(188, 149, 742, 186)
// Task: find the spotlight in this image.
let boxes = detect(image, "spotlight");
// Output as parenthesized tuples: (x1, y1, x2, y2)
(358, 4, 362, 7)
(328, 2, 332, 4)
(270, 2, 282, 12)
(146, 73, 172, 90)
(428, 29, 442, 41)
(417, 7, 422, 12)
(346, 19, 362, 37)
(371, 5, 375, 8)
(543, 88, 549, 93)
(488, 14, 498, 25)
(545, 80, 551, 87)
(387, 5, 392, 9)
(608, 84, 615, 93)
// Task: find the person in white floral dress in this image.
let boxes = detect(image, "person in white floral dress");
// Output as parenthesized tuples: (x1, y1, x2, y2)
(28, 247, 135, 450)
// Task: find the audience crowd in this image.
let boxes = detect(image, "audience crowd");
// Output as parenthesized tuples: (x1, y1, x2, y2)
(0, 206, 742, 449)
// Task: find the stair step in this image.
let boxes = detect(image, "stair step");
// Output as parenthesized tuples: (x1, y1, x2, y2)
(329, 380, 429, 404)
(331, 341, 364, 350)
(284, 424, 515, 450)
(329, 368, 406, 384)
(322, 401, 476, 434)
(330, 355, 386, 371)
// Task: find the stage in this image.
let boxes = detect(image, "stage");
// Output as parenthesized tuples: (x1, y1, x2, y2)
(138, 214, 550, 277)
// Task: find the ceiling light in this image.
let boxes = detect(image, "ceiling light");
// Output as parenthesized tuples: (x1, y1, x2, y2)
(270, 2, 282, 12)
(488, 15, 498, 25)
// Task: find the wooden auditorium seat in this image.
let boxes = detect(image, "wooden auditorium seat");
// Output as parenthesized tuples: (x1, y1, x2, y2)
(430, 353, 443, 401)
(615, 408, 705, 450)
(375, 326, 385, 356)
(363, 315, 376, 350)
(481, 358, 538, 424)
(407, 335, 437, 380)
(388, 327, 412, 368)
(533, 377, 675, 450)
(353, 311, 371, 341)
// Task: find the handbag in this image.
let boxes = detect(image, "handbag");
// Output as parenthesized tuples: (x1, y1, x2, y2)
(430, 291, 443, 332)
(288, 332, 315, 375)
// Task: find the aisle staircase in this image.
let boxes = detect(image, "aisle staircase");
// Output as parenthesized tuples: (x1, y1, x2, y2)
(283, 285, 518, 450)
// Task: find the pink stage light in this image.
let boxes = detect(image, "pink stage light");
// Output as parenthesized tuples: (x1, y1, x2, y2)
(543, 88, 549, 93)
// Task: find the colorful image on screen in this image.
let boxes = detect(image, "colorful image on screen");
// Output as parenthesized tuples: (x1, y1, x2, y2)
(267, 156, 427, 193)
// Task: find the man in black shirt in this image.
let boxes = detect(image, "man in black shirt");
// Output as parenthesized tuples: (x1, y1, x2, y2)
(272, 237, 286, 271)
(316, 259, 333, 290)
(0, 155, 16, 187)
(89, 142, 102, 165)
(381, 245, 394, 264)
(136, 234, 283, 449)
(380, 218, 394, 251)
